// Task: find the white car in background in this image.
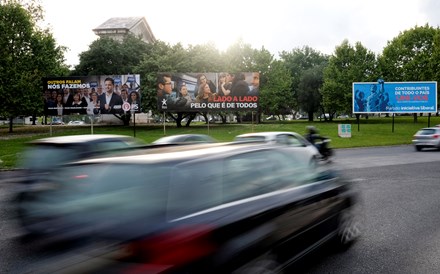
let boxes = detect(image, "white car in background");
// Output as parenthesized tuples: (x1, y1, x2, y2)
(234, 131, 320, 165)
(412, 127, 440, 151)
(152, 134, 217, 144)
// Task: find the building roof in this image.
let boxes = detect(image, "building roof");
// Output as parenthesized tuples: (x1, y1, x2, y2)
(93, 17, 156, 43)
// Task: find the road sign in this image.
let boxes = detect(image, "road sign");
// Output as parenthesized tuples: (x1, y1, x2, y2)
(338, 124, 351, 138)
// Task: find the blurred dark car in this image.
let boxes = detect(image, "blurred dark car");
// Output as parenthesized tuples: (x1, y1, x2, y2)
(18, 142, 362, 273)
(412, 127, 440, 151)
(16, 134, 145, 234)
(152, 134, 217, 144)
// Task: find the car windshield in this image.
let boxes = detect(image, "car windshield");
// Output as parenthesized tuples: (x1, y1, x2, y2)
(153, 136, 182, 143)
(154, 135, 214, 144)
(40, 163, 173, 233)
(235, 136, 266, 142)
(417, 129, 437, 135)
(20, 145, 82, 169)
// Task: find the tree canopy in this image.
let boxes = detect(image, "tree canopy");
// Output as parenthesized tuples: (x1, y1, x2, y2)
(322, 40, 378, 118)
(4, 1, 440, 128)
(73, 35, 150, 76)
(280, 46, 328, 120)
(0, 0, 68, 132)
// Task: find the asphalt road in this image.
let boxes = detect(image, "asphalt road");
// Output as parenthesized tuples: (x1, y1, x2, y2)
(298, 145, 440, 273)
(1, 145, 440, 273)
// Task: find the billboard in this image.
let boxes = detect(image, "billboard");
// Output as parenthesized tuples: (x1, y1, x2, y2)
(353, 81, 437, 114)
(156, 72, 260, 112)
(42, 75, 141, 116)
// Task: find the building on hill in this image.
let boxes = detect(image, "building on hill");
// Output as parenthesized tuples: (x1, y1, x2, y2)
(93, 17, 156, 43)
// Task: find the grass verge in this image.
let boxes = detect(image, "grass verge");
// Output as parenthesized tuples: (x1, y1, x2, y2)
(1, 115, 438, 169)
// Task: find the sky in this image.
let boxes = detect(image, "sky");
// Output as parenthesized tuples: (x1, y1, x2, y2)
(40, 0, 440, 68)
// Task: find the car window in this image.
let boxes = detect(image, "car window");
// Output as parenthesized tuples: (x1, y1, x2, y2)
(222, 150, 317, 203)
(235, 136, 265, 142)
(167, 159, 223, 219)
(275, 134, 290, 144)
(418, 129, 436, 135)
(275, 134, 304, 147)
(44, 163, 171, 223)
(20, 145, 83, 169)
(185, 135, 212, 142)
(94, 140, 132, 152)
(287, 134, 308, 146)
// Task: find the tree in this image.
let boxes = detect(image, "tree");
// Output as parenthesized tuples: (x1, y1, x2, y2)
(379, 24, 440, 120)
(73, 34, 150, 76)
(379, 24, 438, 82)
(0, 0, 68, 132)
(258, 60, 292, 117)
(222, 42, 274, 123)
(280, 46, 328, 120)
(297, 65, 325, 121)
(223, 39, 258, 72)
(321, 40, 378, 119)
(187, 43, 224, 72)
(432, 29, 440, 115)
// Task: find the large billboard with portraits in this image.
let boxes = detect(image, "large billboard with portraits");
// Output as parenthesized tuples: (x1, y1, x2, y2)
(353, 80, 437, 114)
(156, 72, 260, 112)
(42, 75, 141, 116)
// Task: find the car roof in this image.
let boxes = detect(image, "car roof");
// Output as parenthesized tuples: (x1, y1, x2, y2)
(153, 134, 215, 143)
(77, 142, 279, 165)
(29, 134, 137, 145)
(236, 131, 301, 138)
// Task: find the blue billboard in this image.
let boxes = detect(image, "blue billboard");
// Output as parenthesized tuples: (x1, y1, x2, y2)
(353, 81, 437, 113)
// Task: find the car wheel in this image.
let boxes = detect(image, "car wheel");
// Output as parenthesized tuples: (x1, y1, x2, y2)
(335, 205, 362, 250)
(415, 146, 422, 151)
(232, 253, 282, 274)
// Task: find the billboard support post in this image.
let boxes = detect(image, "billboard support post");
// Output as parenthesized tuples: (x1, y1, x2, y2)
(428, 113, 431, 127)
(392, 114, 395, 133)
(131, 110, 136, 138)
(356, 114, 360, 132)
(90, 115, 94, 135)
(251, 112, 254, 132)
(163, 112, 166, 136)
(207, 112, 210, 135)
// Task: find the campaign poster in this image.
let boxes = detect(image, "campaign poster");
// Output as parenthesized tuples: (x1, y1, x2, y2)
(353, 81, 437, 113)
(156, 72, 260, 112)
(42, 75, 141, 116)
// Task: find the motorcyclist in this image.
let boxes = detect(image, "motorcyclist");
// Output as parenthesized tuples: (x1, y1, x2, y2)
(305, 126, 325, 150)
(305, 126, 332, 160)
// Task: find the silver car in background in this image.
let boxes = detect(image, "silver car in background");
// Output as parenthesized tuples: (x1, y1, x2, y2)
(152, 134, 217, 144)
(234, 131, 320, 165)
(412, 127, 440, 151)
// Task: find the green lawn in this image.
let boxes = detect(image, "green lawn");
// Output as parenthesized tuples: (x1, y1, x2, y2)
(1, 115, 438, 169)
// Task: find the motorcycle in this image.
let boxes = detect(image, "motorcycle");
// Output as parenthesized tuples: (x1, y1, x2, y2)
(315, 137, 334, 161)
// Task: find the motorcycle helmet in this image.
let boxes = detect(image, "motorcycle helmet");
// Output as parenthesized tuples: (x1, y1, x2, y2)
(306, 126, 317, 134)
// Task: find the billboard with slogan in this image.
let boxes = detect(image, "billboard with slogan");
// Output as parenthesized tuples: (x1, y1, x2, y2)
(42, 75, 141, 116)
(353, 81, 437, 114)
(156, 72, 260, 112)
